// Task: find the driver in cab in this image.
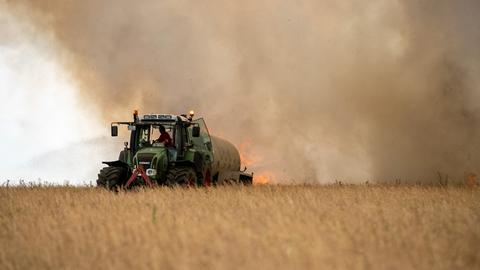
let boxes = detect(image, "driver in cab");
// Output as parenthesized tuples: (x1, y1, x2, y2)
(155, 125, 173, 147)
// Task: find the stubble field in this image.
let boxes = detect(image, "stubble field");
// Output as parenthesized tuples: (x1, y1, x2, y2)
(0, 185, 479, 270)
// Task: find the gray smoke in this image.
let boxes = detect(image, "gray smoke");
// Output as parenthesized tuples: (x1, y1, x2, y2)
(6, 0, 480, 183)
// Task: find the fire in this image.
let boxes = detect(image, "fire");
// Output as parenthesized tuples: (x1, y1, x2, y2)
(238, 140, 257, 167)
(467, 173, 478, 188)
(238, 140, 275, 184)
(254, 172, 275, 185)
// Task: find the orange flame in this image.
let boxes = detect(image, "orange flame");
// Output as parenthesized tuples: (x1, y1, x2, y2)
(238, 140, 257, 167)
(238, 140, 275, 184)
(254, 172, 275, 185)
(467, 173, 478, 188)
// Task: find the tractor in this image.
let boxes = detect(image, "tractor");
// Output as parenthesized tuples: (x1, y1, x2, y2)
(97, 110, 253, 189)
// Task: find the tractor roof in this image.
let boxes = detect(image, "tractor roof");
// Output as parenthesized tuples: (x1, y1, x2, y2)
(140, 114, 191, 123)
(111, 112, 193, 126)
(141, 114, 178, 122)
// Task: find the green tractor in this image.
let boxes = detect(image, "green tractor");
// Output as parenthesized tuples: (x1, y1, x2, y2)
(97, 111, 253, 189)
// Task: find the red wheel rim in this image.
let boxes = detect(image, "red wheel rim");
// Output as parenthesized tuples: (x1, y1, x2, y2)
(204, 170, 212, 187)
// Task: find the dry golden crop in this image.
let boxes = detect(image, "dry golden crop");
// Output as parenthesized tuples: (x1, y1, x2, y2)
(0, 185, 479, 270)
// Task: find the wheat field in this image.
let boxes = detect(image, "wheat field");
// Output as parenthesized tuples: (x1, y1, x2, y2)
(0, 185, 478, 270)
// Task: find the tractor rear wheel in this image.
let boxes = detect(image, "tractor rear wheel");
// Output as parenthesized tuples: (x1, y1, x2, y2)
(97, 166, 128, 190)
(166, 167, 197, 187)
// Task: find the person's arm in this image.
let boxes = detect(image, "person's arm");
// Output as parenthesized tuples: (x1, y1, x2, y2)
(164, 134, 173, 146)
(154, 134, 163, 143)
(158, 133, 168, 143)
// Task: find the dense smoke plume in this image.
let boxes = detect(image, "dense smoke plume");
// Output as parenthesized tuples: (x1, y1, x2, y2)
(6, 0, 480, 183)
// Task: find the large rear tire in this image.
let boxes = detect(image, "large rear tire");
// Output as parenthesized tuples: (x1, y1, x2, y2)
(97, 167, 128, 190)
(166, 167, 197, 187)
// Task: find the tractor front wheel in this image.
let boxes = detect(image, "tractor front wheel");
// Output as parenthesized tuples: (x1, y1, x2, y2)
(97, 166, 128, 190)
(166, 167, 197, 187)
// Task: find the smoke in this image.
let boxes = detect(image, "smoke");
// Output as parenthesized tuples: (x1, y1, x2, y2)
(0, 3, 111, 184)
(5, 0, 480, 183)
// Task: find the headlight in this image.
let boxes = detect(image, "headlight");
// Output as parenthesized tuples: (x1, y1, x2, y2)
(146, 169, 157, 176)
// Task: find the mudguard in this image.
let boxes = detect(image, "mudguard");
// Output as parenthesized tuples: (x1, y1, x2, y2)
(102, 160, 130, 170)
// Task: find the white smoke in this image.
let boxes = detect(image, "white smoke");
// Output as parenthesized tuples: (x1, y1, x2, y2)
(3, 0, 480, 184)
(0, 5, 107, 184)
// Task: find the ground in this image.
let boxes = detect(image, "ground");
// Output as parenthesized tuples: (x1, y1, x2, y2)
(0, 185, 479, 270)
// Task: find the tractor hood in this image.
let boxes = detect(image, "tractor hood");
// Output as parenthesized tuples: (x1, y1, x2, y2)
(133, 146, 169, 181)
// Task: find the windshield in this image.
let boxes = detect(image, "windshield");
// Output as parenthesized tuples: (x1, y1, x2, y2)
(137, 123, 175, 147)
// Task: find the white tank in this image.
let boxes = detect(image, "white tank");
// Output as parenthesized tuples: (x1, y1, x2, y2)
(210, 136, 241, 176)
